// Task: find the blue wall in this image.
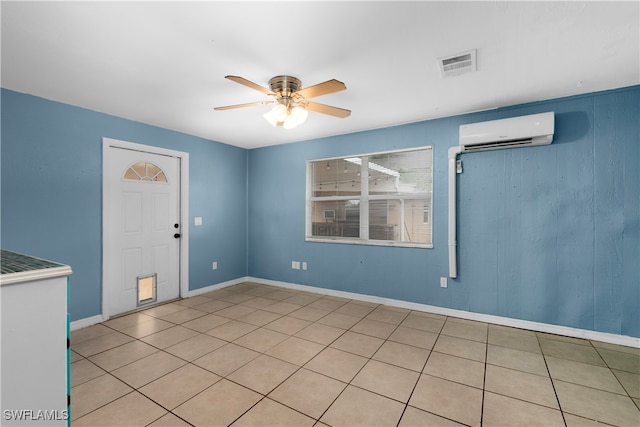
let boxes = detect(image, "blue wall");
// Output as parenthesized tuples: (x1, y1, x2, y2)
(2, 86, 638, 338)
(1, 89, 248, 321)
(248, 86, 639, 338)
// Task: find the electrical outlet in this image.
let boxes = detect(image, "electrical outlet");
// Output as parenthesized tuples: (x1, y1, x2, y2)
(302, 262, 307, 270)
(440, 277, 448, 288)
(212, 261, 217, 270)
(291, 261, 300, 270)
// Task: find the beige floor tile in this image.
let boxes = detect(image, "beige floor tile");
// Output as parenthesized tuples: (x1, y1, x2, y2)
(164, 333, 226, 361)
(110, 351, 186, 388)
(147, 412, 192, 426)
(331, 331, 384, 357)
(159, 307, 208, 324)
(71, 324, 113, 346)
(173, 379, 262, 426)
(179, 313, 230, 332)
(191, 298, 234, 313)
(71, 374, 133, 420)
(350, 318, 398, 339)
(321, 385, 405, 426)
(227, 354, 298, 394)
(539, 338, 606, 366)
(484, 364, 559, 409)
(173, 295, 211, 307)
(441, 320, 487, 343)
(295, 322, 345, 345)
(308, 298, 348, 312)
(399, 406, 466, 426)
(240, 296, 279, 309)
(482, 392, 564, 426)
(118, 318, 175, 339)
(317, 312, 361, 329)
(597, 347, 640, 374)
(488, 327, 541, 353)
(220, 293, 257, 304)
(546, 355, 627, 394)
(289, 306, 331, 322)
(365, 307, 408, 325)
(215, 304, 257, 319)
(71, 359, 107, 387)
(101, 312, 155, 331)
(554, 380, 640, 426)
(73, 391, 166, 426)
(400, 313, 445, 333)
(537, 332, 592, 346)
(262, 300, 303, 315)
(232, 397, 316, 426)
(205, 319, 258, 341)
(142, 302, 187, 318)
(283, 293, 322, 306)
(423, 351, 485, 389)
(264, 289, 297, 301)
(88, 340, 158, 371)
(409, 374, 483, 427)
(269, 368, 347, 419)
(233, 327, 290, 353)
(193, 342, 259, 376)
(563, 413, 607, 427)
(237, 309, 282, 326)
(592, 340, 640, 356)
(70, 350, 83, 363)
(139, 364, 220, 409)
(305, 347, 368, 383)
(486, 344, 549, 376)
(71, 331, 135, 357)
(352, 359, 420, 403)
(140, 325, 200, 349)
(488, 323, 537, 337)
(264, 316, 312, 335)
(334, 302, 376, 318)
(614, 369, 640, 398)
(265, 336, 326, 366)
(388, 326, 438, 350)
(433, 334, 487, 362)
(372, 340, 430, 372)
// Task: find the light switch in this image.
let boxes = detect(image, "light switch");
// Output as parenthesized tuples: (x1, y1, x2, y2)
(194, 217, 203, 226)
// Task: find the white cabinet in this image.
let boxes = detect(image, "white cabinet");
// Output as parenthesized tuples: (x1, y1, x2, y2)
(0, 250, 72, 426)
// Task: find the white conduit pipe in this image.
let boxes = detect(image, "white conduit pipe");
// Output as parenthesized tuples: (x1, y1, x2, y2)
(448, 146, 463, 278)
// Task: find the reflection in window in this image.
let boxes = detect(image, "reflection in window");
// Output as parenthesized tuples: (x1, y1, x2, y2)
(124, 162, 167, 182)
(307, 146, 433, 248)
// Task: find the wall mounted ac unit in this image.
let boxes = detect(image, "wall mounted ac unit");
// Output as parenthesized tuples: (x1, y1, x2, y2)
(459, 111, 554, 152)
(448, 112, 555, 279)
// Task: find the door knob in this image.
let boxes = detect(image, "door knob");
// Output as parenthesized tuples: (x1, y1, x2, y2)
(174, 233, 181, 238)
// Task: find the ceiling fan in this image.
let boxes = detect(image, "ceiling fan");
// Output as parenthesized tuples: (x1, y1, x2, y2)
(214, 75, 351, 129)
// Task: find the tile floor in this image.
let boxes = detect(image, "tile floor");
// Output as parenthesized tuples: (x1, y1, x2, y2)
(70, 282, 640, 426)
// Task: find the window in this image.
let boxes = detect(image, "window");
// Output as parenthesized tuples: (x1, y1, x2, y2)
(123, 162, 167, 182)
(306, 146, 433, 248)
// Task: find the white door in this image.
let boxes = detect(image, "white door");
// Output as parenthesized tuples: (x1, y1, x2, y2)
(104, 145, 181, 316)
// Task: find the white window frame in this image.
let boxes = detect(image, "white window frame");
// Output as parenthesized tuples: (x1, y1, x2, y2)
(306, 146, 433, 249)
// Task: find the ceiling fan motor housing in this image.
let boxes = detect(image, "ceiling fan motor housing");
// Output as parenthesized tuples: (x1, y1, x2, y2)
(269, 75, 301, 98)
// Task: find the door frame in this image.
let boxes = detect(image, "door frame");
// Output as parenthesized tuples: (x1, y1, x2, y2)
(102, 137, 189, 320)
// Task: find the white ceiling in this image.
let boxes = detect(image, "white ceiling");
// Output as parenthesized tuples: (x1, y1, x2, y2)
(2, 1, 638, 149)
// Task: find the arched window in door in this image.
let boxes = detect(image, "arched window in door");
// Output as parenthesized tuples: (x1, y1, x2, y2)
(123, 162, 168, 182)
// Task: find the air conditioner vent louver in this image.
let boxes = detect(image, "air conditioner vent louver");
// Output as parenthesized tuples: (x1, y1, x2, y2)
(439, 49, 476, 78)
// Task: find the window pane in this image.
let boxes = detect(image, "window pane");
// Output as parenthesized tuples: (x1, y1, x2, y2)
(369, 200, 398, 240)
(311, 200, 360, 238)
(369, 149, 432, 196)
(313, 158, 362, 197)
(369, 198, 431, 243)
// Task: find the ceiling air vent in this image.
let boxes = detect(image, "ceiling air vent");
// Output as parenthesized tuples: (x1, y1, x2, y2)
(438, 49, 476, 78)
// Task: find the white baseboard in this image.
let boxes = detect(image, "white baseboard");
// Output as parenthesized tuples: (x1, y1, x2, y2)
(186, 276, 251, 297)
(249, 277, 640, 348)
(70, 314, 104, 331)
